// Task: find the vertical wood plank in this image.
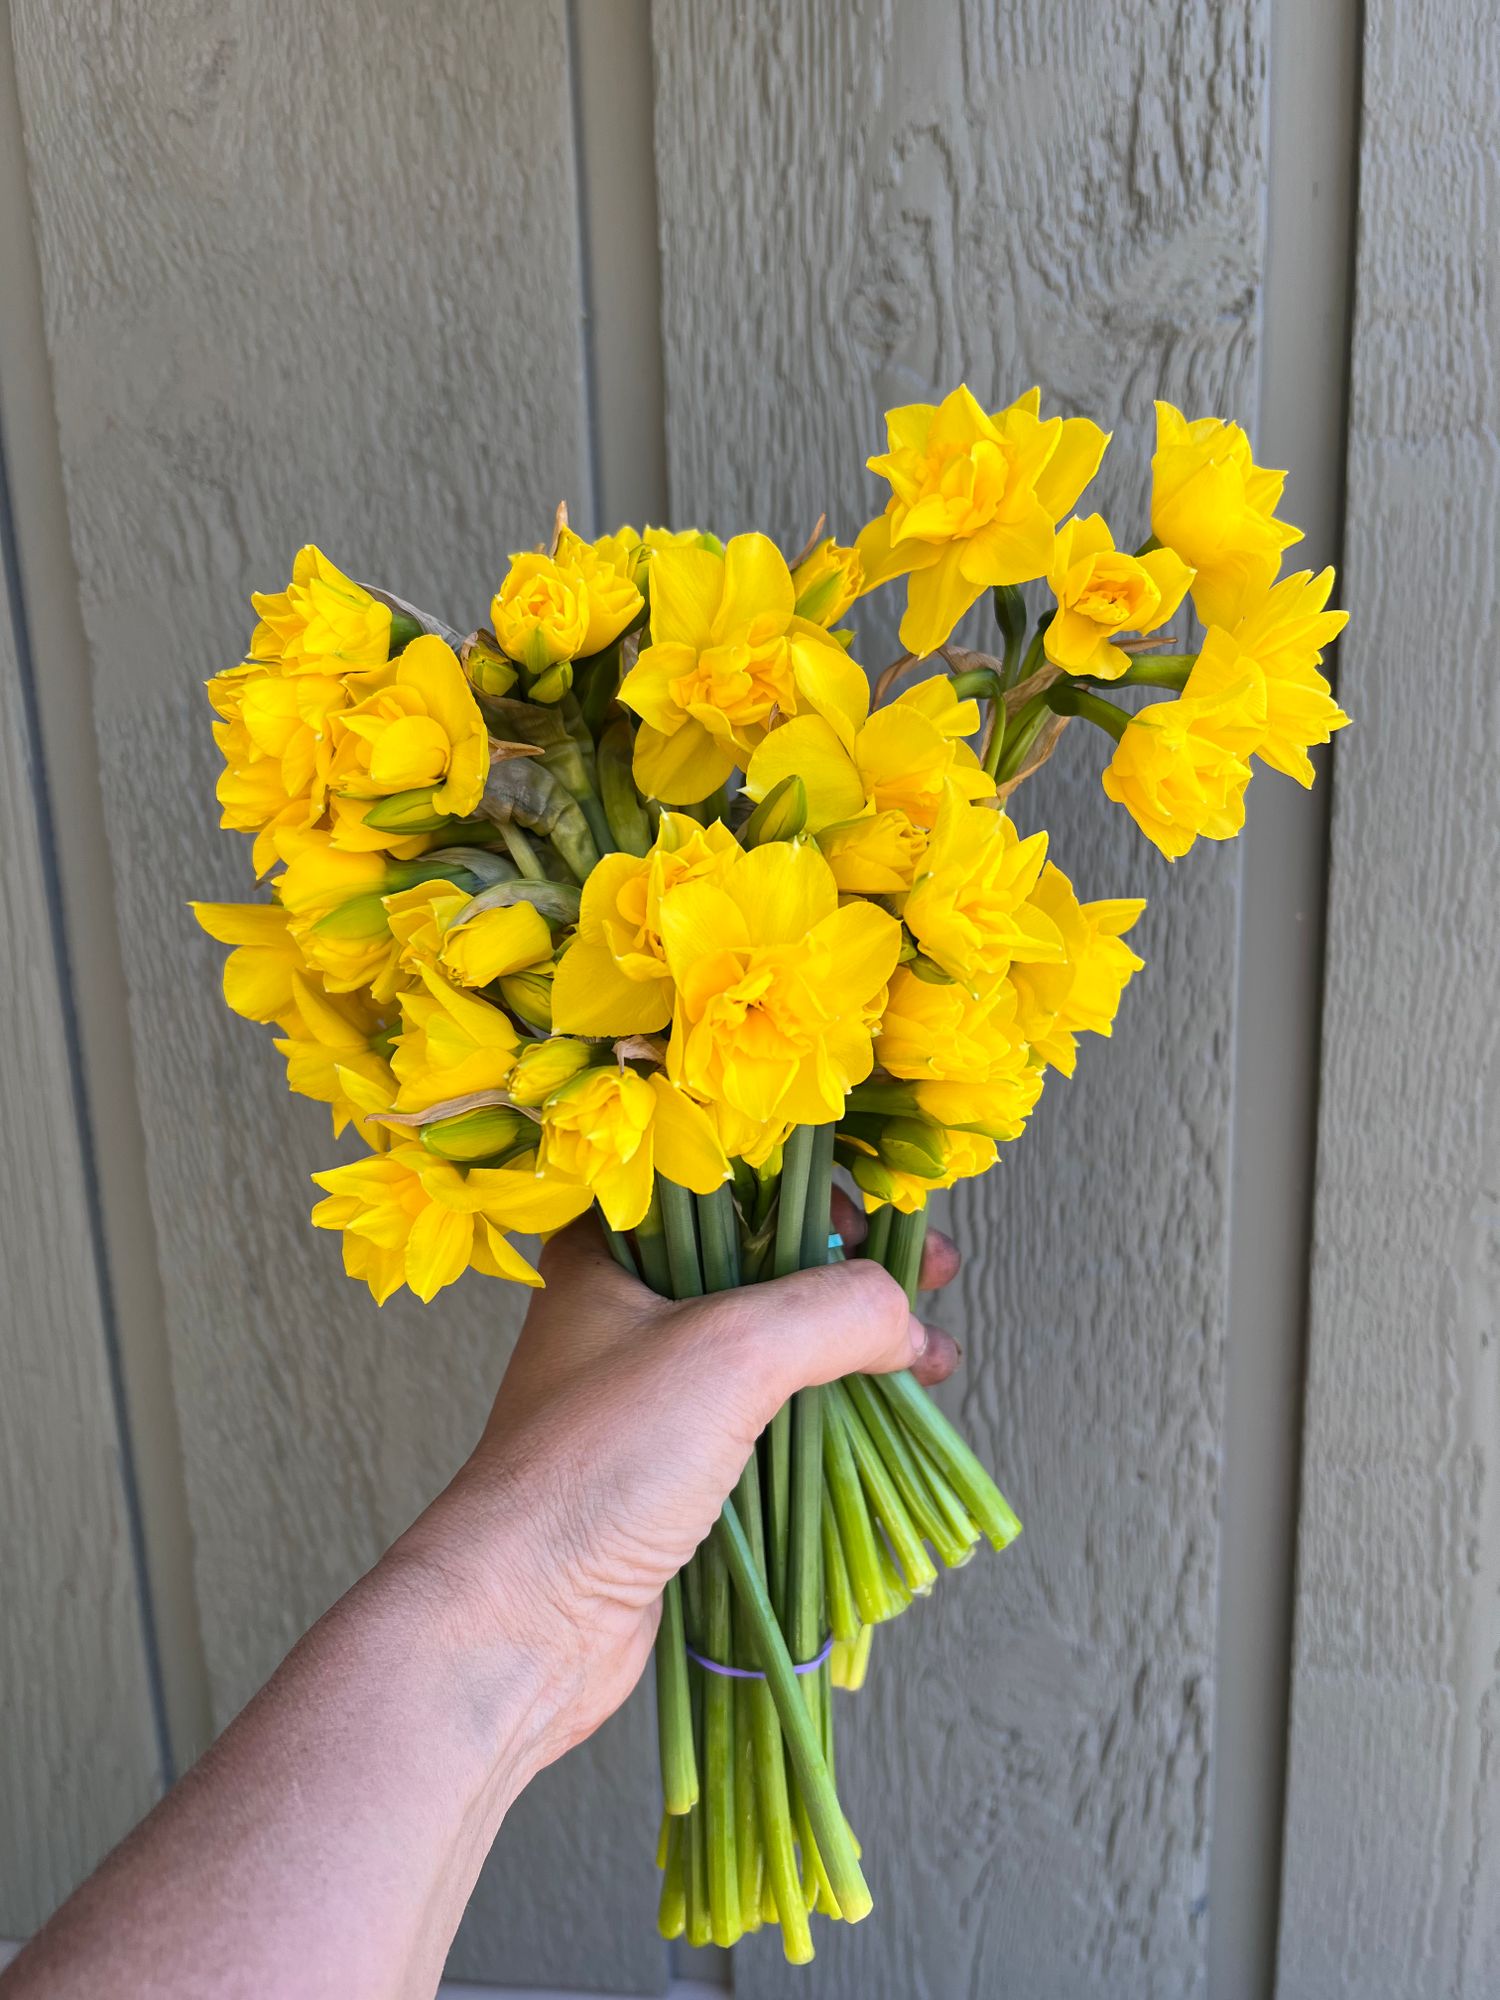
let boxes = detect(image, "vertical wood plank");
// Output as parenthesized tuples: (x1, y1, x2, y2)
(0, 477, 161, 1932)
(652, 2, 1266, 1993)
(1277, 5, 1500, 1995)
(10, 2, 662, 1986)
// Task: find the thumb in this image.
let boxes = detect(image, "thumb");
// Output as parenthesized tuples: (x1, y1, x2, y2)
(718, 1258, 929, 1416)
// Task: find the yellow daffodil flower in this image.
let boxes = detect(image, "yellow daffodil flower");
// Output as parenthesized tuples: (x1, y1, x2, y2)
(618, 533, 870, 804)
(1043, 515, 1194, 677)
(744, 675, 993, 835)
(901, 793, 1065, 990)
(791, 537, 864, 628)
(192, 900, 309, 1022)
(1150, 402, 1303, 627)
(875, 967, 1045, 1141)
(856, 385, 1110, 656)
(250, 546, 392, 676)
(391, 965, 523, 1114)
(274, 835, 409, 999)
(273, 973, 395, 1142)
(540, 1067, 729, 1231)
(1008, 865, 1145, 1075)
(328, 634, 489, 838)
(817, 811, 928, 895)
(311, 1143, 590, 1302)
(660, 840, 901, 1126)
(554, 526, 645, 655)
(552, 814, 740, 1035)
(384, 880, 553, 988)
(1101, 648, 1264, 859)
(491, 551, 590, 676)
(1222, 567, 1350, 784)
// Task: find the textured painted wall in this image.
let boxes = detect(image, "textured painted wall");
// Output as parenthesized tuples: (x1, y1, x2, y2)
(1276, 3, 1500, 1993)
(0, 497, 161, 1932)
(9, 1, 662, 1986)
(652, 3, 1266, 1993)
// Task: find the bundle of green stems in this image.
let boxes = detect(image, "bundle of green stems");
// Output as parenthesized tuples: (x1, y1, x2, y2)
(601, 1122, 1020, 1962)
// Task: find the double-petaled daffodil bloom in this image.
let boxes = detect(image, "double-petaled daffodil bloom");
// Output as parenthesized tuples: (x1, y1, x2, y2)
(311, 1144, 589, 1302)
(540, 1067, 729, 1230)
(250, 546, 393, 677)
(1101, 649, 1265, 859)
(1150, 402, 1303, 627)
(661, 840, 901, 1126)
(326, 635, 489, 843)
(743, 675, 993, 834)
(191, 901, 310, 1022)
(552, 815, 740, 1035)
(856, 385, 1110, 656)
(876, 968, 1045, 1142)
(553, 527, 645, 655)
(208, 663, 352, 870)
(273, 973, 395, 1142)
(384, 880, 553, 988)
(1007, 865, 1145, 1075)
(618, 533, 870, 803)
(817, 811, 928, 895)
(491, 552, 590, 679)
(901, 794, 1065, 990)
(1219, 568, 1350, 784)
(1043, 515, 1195, 678)
(791, 537, 864, 628)
(391, 966, 523, 1114)
(274, 835, 411, 999)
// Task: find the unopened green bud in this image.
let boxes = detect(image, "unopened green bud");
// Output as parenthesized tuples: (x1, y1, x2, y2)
(363, 785, 451, 834)
(388, 610, 424, 656)
(419, 1105, 531, 1162)
(744, 774, 808, 846)
(846, 1151, 896, 1204)
(497, 968, 554, 1031)
(907, 953, 954, 985)
(311, 891, 389, 939)
(528, 658, 574, 705)
(878, 1116, 949, 1178)
(464, 634, 519, 700)
(992, 584, 1027, 665)
(508, 1034, 591, 1105)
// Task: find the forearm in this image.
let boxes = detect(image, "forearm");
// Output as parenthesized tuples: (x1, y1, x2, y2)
(5, 1545, 548, 2000)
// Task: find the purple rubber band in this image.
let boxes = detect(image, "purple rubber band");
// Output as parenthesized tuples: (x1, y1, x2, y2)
(684, 1633, 835, 1681)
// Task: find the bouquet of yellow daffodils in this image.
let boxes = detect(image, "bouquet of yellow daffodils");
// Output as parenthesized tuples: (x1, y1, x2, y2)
(194, 386, 1347, 1962)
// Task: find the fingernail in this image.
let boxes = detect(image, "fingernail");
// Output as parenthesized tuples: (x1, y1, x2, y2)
(909, 1315, 929, 1360)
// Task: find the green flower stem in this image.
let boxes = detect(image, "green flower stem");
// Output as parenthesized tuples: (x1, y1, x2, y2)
(1078, 652, 1194, 691)
(657, 1176, 705, 1298)
(656, 1574, 699, 1815)
(497, 820, 547, 880)
(600, 1217, 640, 1278)
(842, 1371, 978, 1569)
(799, 1123, 837, 1267)
(766, 1125, 814, 1619)
(1044, 682, 1129, 742)
(695, 1182, 742, 1292)
(724, 1454, 813, 1960)
(732, 1661, 763, 1928)
(633, 1192, 671, 1297)
(827, 1383, 937, 1594)
(993, 696, 1050, 784)
(685, 1789, 710, 1947)
(774, 1124, 816, 1278)
(657, 1814, 686, 1939)
(875, 1370, 1022, 1553)
(822, 1396, 892, 1625)
(701, 1536, 740, 1946)
(821, 1476, 860, 1642)
(864, 1201, 893, 1267)
(717, 1495, 871, 1930)
(983, 702, 1007, 778)
(887, 1203, 929, 1304)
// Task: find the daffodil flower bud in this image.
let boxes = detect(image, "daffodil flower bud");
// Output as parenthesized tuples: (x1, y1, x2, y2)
(419, 1105, 533, 1162)
(744, 774, 808, 846)
(362, 785, 451, 834)
(497, 968, 554, 1031)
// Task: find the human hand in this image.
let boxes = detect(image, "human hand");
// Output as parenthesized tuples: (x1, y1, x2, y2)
(393, 1192, 962, 1779)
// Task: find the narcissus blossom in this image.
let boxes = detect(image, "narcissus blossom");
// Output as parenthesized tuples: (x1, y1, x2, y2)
(1043, 515, 1194, 678)
(328, 634, 489, 832)
(1224, 567, 1350, 784)
(856, 385, 1109, 655)
(619, 533, 870, 804)
(1101, 649, 1264, 859)
(1150, 402, 1303, 627)
(1008, 866, 1146, 1075)
(540, 1067, 729, 1231)
(901, 794, 1065, 991)
(876, 969, 1044, 1142)
(661, 840, 901, 1126)
(250, 545, 393, 676)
